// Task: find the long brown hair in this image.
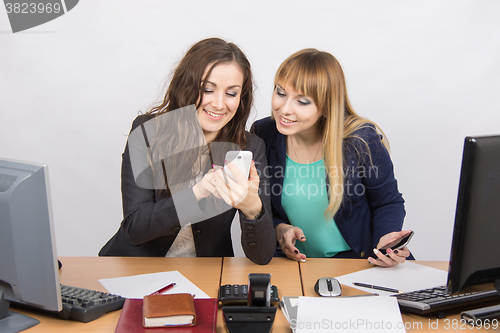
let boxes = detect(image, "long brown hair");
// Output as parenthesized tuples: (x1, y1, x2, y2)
(148, 37, 253, 148)
(144, 38, 254, 195)
(274, 48, 389, 218)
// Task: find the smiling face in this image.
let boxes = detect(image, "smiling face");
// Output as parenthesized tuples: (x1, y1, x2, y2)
(197, 62, 244, 143)
(272, 83, 323, 138)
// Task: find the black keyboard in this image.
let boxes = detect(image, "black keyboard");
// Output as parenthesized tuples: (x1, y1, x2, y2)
(395, 286, 499, 315)
(57, 285, 125, 322)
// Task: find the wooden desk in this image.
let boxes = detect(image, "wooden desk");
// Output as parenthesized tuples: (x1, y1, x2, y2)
(300, 258, 374, 297)
(11, 257, 499, 333)
(14, 257, 222, 333)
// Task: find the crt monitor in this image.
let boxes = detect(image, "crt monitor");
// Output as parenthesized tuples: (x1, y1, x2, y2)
(0, 158, 62, 333)
(447, 135, 500, 294)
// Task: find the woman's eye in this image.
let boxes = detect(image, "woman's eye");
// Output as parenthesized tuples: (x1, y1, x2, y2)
(226, 92, 238, 97)
(276, 89, 286, 97)
(298, 99, 311, 106)
(204, 89, 214, 94)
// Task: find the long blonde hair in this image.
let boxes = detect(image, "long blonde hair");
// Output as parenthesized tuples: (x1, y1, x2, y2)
(274, 49, 389, 219)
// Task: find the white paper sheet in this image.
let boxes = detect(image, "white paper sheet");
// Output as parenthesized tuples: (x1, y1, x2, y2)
(295, 296, 405, 333)
(98, 270, 210, 299)
(336, 261, 448, 296)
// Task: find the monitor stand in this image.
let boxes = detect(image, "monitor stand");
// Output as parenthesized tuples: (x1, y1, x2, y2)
(460, 279, 500, 324)
(0, 287, 40, 333)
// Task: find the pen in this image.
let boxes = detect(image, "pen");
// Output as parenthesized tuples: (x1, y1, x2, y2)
(353, 282, 402, 294)
(150, 282, 176, 295)
(339, 293, 379, 298)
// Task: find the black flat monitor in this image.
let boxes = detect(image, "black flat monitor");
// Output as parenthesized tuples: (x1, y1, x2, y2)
(447, 135, 500, 294)
(0, 158, 62, 333)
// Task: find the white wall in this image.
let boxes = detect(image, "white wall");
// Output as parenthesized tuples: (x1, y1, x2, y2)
(1, 0, 499, 261)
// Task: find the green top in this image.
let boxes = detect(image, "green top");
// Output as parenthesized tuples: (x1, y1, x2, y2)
(281, 155, 351, 257)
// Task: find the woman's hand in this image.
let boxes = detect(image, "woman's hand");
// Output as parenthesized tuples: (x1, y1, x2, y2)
(275, 223, 307, 262)
(368, 230, 412, 267)
(192, 169, 221, 202)
(213, 161, 262, 219)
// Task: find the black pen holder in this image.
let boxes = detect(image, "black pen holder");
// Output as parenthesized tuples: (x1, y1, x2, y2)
(222, 306, 276, 333)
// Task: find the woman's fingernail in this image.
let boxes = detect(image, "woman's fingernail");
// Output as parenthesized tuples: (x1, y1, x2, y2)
(294, 250, 299, 254)
(300, 259, 306, 263)
(394, 249, 399, 254)
(300, 237, 306, 240)
(373, 248, 379, 255)
(387, 248, 392, 254)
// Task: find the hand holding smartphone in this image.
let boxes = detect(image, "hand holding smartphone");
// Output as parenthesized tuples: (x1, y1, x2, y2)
(379, 231, 414, 256)
(223, 151, 253, 182)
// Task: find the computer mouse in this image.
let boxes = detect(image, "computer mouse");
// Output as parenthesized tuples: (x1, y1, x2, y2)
(314, 277, 342, 297)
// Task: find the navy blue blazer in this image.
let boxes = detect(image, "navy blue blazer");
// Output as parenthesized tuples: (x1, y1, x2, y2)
(252, 117, 408, 259)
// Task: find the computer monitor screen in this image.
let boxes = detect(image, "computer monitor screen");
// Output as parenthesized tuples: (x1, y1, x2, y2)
(0, 158, 61, 333)
(447, 135, 500, 294)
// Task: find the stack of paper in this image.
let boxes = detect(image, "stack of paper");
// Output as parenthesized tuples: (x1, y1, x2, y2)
(98, 270, 210, 299)
(280, 296, 299, 331)
(336, 261, 448, 296)
(293, 296, 405, 333)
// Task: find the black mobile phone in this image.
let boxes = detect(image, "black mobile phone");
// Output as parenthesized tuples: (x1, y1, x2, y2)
(379, 231, 414, 255)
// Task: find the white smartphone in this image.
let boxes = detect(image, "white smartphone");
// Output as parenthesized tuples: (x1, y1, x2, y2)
(224, 151, 253, 182)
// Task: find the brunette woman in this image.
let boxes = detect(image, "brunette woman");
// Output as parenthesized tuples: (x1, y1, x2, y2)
(100, 38, 274, 264)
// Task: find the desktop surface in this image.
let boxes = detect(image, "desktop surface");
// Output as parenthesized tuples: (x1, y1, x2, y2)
(12, 257, 222, 333)
(300, 259, 499, 332)
(12, 257, 499, 333)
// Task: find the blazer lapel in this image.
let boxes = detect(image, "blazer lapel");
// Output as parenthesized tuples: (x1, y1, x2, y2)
(269, 131, 288, 221)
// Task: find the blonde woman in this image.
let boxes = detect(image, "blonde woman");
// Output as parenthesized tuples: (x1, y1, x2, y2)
(252, 49, 412, 267)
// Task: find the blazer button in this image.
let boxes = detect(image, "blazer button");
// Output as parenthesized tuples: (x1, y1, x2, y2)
(246, 225, 254, 230)
(248, 242, 256, 247)
(194, 230, 201, 236)
(360, 251, 366, 258)
(173, 226, 181, 231)
(248, 233, 255, 238)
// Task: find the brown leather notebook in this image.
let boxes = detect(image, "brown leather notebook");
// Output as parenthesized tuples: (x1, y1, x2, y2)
(143, 293, 196, 327)
(115, 298, 218, 333)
